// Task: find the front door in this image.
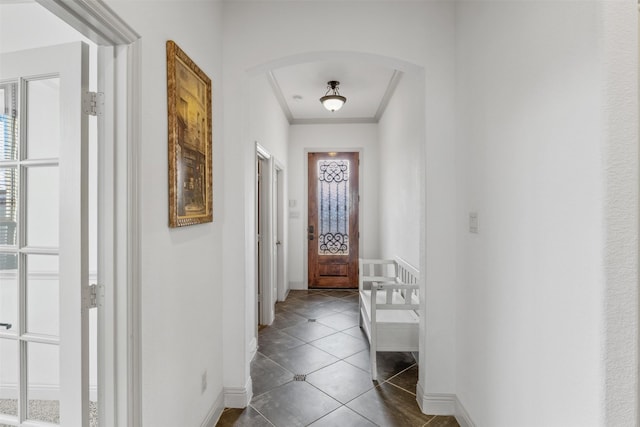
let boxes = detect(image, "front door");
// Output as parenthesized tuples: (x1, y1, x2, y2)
(0, 42, 90, 426)
(307, 152, 359, 288)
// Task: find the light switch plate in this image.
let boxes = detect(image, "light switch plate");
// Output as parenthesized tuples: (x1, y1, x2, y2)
(469, 212, 479, 234)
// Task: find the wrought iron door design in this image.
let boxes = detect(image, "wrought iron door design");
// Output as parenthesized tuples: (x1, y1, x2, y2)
(318, 159, 350, 255)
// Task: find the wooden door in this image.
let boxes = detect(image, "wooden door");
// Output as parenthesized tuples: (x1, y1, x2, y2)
(308, 152, 359, 288)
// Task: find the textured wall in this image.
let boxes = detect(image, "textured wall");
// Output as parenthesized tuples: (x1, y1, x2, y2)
(455, 1, 638, 425)
(601, 3, 639, 425)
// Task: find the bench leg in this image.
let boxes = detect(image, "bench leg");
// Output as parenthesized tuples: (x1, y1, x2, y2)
(370, 341, 378, 381)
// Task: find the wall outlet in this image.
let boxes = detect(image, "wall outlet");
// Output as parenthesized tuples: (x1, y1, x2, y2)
(201, 370, 207, 394)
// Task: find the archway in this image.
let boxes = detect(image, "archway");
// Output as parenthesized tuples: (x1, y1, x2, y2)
(238, 50, 430, 411)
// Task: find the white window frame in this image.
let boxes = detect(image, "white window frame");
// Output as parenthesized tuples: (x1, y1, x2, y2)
(34, 1, 142, 426)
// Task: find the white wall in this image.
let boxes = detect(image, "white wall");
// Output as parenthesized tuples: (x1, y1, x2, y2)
(249, 75, 289, 164)
(222, 0, 457, 405)
(287, 123, 379, 289)
(248, 74, 289, 320)
(378, 73, 421, 266)
(455, 2, 637, 426)
(377, 66, 457, 399)
(106, 2, 225, 425)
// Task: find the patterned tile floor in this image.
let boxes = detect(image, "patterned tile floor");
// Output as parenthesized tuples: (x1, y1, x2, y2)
(217, 290, 459, 427)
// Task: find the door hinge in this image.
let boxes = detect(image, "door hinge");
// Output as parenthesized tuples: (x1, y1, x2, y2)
(83, 91, 104, 117)
(85, 283, 102, 309)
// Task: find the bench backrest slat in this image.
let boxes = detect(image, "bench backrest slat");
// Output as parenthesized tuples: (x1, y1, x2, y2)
(359, 258, 397, 291)
(394, 256, 419, 304)
(360, 257, 420, 313)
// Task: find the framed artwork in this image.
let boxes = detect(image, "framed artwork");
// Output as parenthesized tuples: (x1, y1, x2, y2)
(166, 40, 213, 227)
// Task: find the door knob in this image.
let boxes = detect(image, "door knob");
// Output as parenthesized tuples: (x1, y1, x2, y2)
(0, 323, 11, 330)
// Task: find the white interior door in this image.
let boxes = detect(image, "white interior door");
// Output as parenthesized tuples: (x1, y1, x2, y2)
(273, 167, 279, 302)
(0, 42, 90, 426)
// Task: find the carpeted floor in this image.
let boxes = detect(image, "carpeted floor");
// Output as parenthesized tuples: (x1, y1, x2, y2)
(0, 399, 97, 426)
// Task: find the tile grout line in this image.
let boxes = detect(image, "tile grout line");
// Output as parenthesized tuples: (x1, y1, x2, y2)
(422, 414, 439, 426)
(383, 380, 420, 398)
(259, 347, 344, 379)
(340, 382, 387, 427)
(341, 355, 374, 375)
(247, 403, 277, 427)
(382, 363, 419, 395)
(251, 353, 297, 399)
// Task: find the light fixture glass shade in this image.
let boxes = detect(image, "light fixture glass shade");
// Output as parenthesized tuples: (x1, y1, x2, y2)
(320, 95, 346, 112)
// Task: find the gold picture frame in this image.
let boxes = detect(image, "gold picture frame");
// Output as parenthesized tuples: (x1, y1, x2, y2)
(167, 40, 213, 227)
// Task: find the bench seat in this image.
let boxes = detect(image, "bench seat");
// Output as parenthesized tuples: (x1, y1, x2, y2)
(360, 290, 419, 323)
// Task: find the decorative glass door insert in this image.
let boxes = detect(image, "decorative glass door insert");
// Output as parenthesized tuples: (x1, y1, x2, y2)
(317, 159, 350, 256)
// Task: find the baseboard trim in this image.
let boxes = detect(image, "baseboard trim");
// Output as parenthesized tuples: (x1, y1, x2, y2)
(223, 376, 253, 408)
(454, 396, 476, 427)
(201, 390, 224, 427)
(416, 382, 456, 415)
(415, 383, 476, 427)
(288, 281, 305, 290)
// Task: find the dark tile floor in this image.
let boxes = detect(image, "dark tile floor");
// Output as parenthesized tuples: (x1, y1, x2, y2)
(217, 290, 459, 427)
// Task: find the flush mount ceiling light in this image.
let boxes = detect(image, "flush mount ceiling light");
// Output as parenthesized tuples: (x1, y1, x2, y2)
(320, 80, 346, 112)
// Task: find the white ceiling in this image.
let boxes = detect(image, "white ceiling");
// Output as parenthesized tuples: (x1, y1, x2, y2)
(268, 60, 402, 125)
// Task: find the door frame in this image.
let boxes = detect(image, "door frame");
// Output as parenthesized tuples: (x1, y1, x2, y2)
(255, 144, 285, 322)
(33, 1, 141, 425)
(274, 161, 286, 301)
(303, 148, 363, 289)
(256, 143, 276, 325)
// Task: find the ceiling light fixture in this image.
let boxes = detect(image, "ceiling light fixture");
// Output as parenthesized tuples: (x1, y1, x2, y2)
(320, 80, 346, 112)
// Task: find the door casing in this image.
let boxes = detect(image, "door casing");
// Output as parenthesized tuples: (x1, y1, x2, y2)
(256, 143, 279, 326)
(32, 2, 142, 425)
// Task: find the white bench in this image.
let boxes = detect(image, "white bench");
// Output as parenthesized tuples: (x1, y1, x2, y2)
(358, 257, 420, 380)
